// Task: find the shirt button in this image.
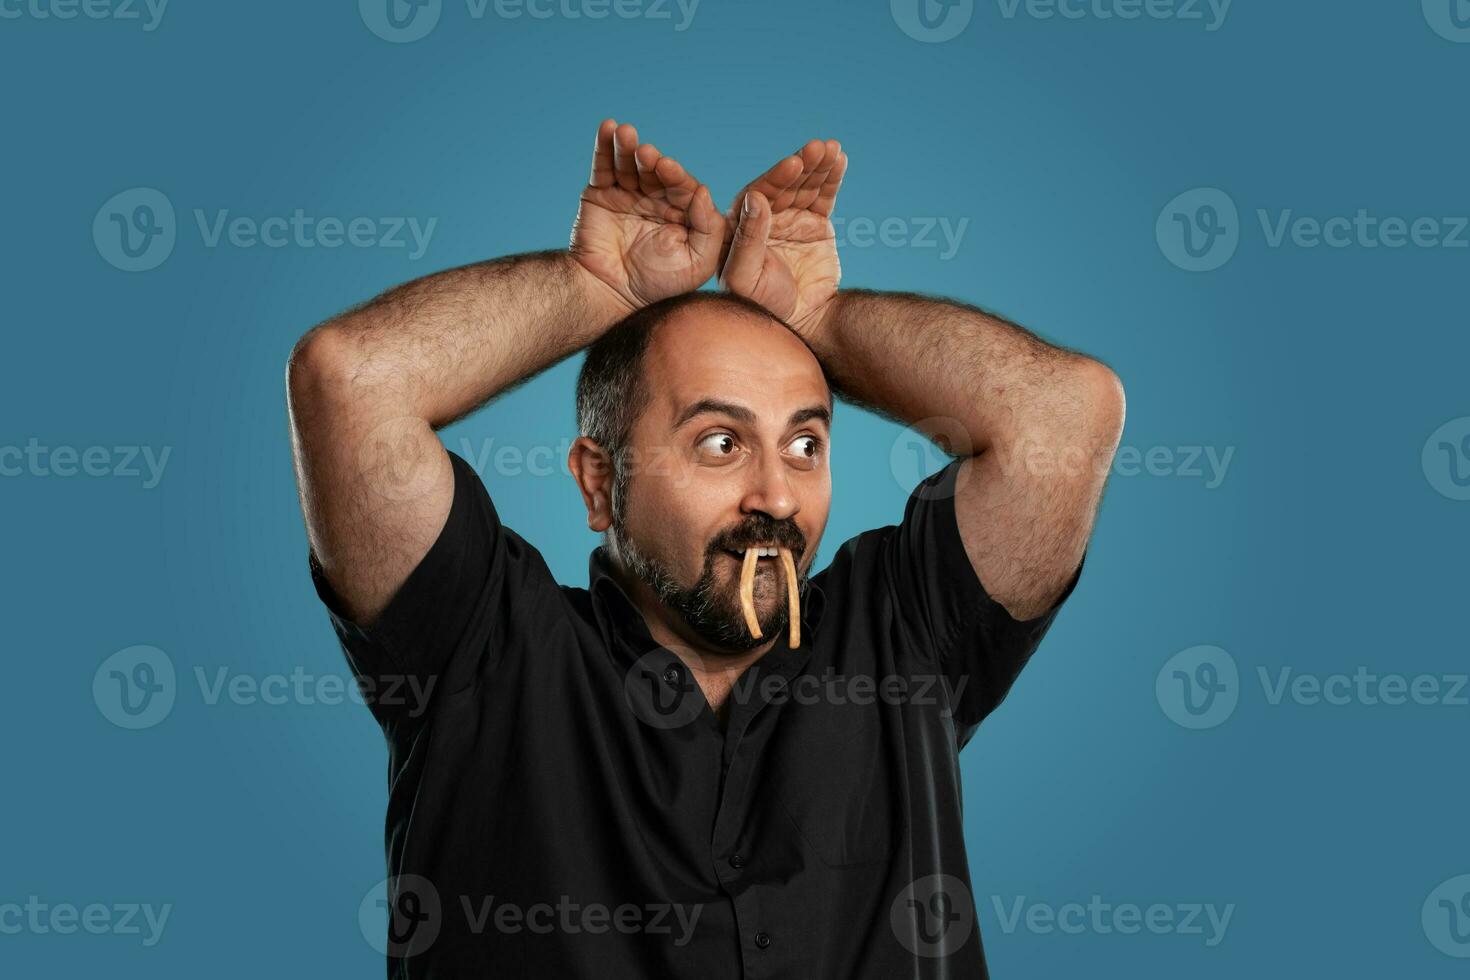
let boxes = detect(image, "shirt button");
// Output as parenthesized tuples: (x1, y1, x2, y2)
(661, 666, 681, 685)
(754, 931, 772, 949)
(729, 853, 745, 869)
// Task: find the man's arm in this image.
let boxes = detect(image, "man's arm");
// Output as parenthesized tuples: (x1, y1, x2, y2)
(722, 141, 1124, 621)
(797, 290, 1123, 620)
(287, 119, 726, 624)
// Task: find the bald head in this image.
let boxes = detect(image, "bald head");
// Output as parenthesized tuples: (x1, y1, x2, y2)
(575, 292, 831, 485)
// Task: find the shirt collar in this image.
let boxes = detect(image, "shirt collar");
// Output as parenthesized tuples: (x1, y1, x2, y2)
(586, 544, 826, 662)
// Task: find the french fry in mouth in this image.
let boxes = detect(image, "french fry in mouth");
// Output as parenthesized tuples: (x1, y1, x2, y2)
(779, 547, 800, 649)
(738, 546, 802, 648)
(740, 546, 762, 639)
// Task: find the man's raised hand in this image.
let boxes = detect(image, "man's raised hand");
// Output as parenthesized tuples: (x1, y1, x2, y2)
(570, 119, 727, 313)
(719, 139, 848, 335)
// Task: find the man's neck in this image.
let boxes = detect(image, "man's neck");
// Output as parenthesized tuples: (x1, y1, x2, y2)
(610, 558, 775, 718)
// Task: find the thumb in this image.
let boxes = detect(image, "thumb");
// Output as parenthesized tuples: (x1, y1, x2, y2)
(719, 191, 771, 294)
(685, 183, 725, 267)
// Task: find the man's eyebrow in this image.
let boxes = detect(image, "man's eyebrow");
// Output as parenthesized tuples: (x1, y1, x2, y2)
(672, 398, 832, 432)
(788, 404, 832, 430)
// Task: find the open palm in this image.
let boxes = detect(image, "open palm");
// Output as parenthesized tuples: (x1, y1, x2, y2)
(570, 119, 726, 312)
(719, 139, 848, 334)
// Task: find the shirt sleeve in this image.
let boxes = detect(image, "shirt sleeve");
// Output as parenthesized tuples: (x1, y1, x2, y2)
(883, 456, 1084, 739)
(306, 448, 550, 729)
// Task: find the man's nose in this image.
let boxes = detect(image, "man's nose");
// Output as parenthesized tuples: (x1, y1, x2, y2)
(739, 449, 799, 521)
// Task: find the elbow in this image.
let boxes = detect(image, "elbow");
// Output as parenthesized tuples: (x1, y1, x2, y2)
(1075, 357, 1126, 453)
(286, 323, 359, 407)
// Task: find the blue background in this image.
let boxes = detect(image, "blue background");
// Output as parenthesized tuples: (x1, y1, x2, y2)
(3, 0, 1466, 974)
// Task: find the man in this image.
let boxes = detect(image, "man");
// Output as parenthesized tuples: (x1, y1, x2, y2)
(287, 118, 1124, 978)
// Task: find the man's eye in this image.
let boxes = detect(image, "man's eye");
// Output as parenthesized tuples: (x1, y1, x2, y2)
(788, 435, 824, 461)
(697, 433, 738, 457)
(791, 435, 820, 457)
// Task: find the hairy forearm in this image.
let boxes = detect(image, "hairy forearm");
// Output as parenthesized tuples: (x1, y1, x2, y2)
(285, 248, 633, 622)
(293, 249, 631, 428)
(801, 288, 1116, 456)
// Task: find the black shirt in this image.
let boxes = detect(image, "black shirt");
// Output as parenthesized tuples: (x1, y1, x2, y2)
(309, 450, 1082, 978)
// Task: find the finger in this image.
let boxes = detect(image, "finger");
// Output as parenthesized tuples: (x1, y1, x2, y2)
(685, 184, 728, 268)
(733, 155, 803, 217)
(813, 151, 848, 217)
(612, 123, 640, 192)
(656, 155, 698, 210)
(794, 139, 841, 210)
(588, 118, 617, 188)
(719, 191, 772, 294)
(774, 139, 826, 211)
(634, 142, 664, 198)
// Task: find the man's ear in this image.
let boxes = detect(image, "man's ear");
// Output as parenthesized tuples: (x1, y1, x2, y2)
(568, 436, 615, 533)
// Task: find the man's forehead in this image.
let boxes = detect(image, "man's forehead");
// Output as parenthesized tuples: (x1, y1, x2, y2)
(646, 307, 830, 424)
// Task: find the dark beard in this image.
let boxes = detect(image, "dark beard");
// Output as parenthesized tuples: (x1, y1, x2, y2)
(612, 511, 794, 655)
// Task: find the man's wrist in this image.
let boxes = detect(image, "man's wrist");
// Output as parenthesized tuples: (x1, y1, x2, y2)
(791, 292, 843, 349)
(566, 251, 640, 327)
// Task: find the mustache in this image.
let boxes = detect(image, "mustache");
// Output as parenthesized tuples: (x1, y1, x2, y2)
(713, 517, 805, 560)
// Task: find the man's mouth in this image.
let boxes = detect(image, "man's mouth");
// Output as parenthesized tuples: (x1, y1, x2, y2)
(722, 544, 802, 649)
(723, 545, 784, 562)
